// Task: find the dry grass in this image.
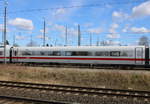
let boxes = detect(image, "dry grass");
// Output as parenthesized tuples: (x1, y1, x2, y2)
(0, 64, 150, 90)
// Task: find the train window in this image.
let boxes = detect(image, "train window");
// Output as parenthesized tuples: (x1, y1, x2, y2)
(52, 51, 61, 56)
(120, 51, 128, 56)
(48, 51, 53, 56)
(65, 51, 91, 56)
(21, 51, 31, 55)
(110, 51, 120, 56)
(95, 51, 109, 56)
(40, 51, 53, 56)
(0, 51, 3, 55)
(40, 51, 45, 55)
(73, 51, 91, 56)
(136, 50, 142, 57)
(65, 52, 72, 56)
(32, 51, 39, 56)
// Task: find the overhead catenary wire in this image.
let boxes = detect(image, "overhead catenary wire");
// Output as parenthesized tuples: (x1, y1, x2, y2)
(0, 0, 148, 14)
(0, 0, 149, 47)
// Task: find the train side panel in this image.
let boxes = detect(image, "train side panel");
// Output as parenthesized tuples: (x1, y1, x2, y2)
(0, 46, 10, 63)
(11, 46, 146, 66)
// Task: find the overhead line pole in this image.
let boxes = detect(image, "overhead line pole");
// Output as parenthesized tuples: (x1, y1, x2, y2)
(3, 1, 7, 64)
(90, 33, 92, 46)
(30, 34, 33, 47)
(43, 19, 46, 47)
(65, 25, 67, 46)
(78, 24, 81, 46)
(13, 34, 15, 46)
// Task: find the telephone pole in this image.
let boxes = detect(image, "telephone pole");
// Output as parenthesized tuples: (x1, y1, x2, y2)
(43, 19, 46, 47)
(3, 1, 7, 64)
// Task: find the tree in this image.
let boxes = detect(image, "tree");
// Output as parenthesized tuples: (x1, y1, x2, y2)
(138, 36, 149, 46)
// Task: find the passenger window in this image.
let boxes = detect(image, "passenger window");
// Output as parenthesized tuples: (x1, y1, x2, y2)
(22, 51, 31, 55)
(120, 51, 128, 57)
(110, 51, 120, 56)
(48, 51, 53, 56)
(65, 51, 91, 56)
(52, 51, 61, 56)
(65, 52, 72, 56)
(136, 50, 142, 57)
(73, 51, 91, 56)
(0, 51, 3, 55)
(95, 51, 109, 56)
(32, 51, 40, 56)
(40, 51, 45, 55)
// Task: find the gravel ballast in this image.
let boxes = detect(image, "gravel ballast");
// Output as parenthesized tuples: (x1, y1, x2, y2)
(0, 86, 149, 104)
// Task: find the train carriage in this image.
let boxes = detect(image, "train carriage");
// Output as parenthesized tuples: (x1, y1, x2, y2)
(10, 46, 146, 66)
(0, 45, 10, 62)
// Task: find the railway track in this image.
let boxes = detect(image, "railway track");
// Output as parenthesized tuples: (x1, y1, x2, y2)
(0, 95, 69, 104)
(0, 80, 149, 102)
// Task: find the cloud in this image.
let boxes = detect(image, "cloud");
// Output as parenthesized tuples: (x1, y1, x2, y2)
(49, 23, 65, 32)
(107, 34, 120, 39)
(16, 35, 27, 40)
(0, 24, 4, 32)
(36, 35, 49, 40)
(0, 24, 9, 32)
(102, 40, 120, 46)
(83, 23, 93, 27)
(132, 1, 150, 17)
(130, 27, 150, 33)
(50, 0, 85, 21)
(109, 23, 119, 33)
(122, 25, 130, 33)
(40, 28, 49, 34)
(53, 24, 65, 32)
(8, 18, 34, 31)
(87, 27, 102, 34)
(112, 1, 150, 19)
(49, 23, 78, 36)
(68, 27, 78, 36)
(108, 40, 120, 45)
(52, 8, 66, 16)
(107, 23, 120, 39)
(112, 11, 128, 19)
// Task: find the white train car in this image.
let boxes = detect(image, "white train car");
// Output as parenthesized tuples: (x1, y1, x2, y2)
(11, 46, 146, 66)
(0, 45, 11, 62)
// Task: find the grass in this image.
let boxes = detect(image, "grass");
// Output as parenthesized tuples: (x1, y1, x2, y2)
(0, 64, 150, 91)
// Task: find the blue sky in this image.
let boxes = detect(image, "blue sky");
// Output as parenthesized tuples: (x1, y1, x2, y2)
(0, 0, 150, 46)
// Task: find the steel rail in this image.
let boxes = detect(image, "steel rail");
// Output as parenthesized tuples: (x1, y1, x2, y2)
(0, 95, 69, 104)
(0, 80, 149, 100)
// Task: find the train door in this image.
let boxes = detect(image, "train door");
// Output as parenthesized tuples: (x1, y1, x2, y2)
(145, 47, 149, 66)
(135, 47, 143, 65)
(12, 48, 19, 62)
(9, 47, 13, 63)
